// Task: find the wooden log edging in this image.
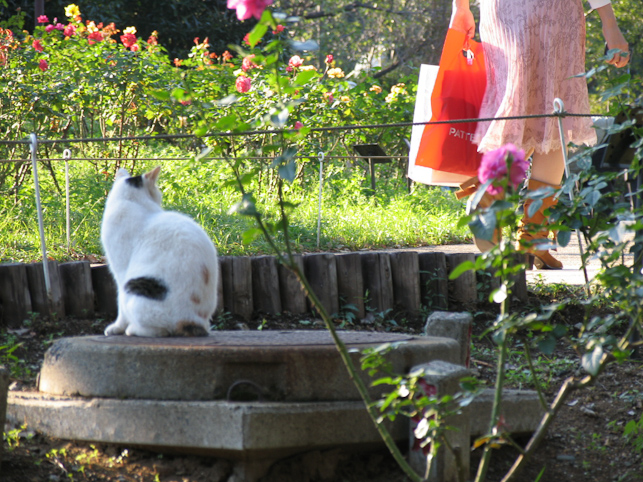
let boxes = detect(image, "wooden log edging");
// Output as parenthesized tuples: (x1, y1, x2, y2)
(0, 251, 527, 327)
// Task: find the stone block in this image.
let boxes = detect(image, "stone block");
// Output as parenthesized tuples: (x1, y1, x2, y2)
(424, 312, 473, 367)
(469, 388, 545, 437)
(408, 360, 471, 482)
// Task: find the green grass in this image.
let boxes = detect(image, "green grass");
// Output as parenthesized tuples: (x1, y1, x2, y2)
(0, 149, 470, 263)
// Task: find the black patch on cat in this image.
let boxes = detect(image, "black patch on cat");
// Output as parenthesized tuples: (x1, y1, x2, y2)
(125, 277, 168, 301)
(125, 175, 144, 188)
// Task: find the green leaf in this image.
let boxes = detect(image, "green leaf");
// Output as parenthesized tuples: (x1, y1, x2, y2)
(229, 193, 259, 217)
(528, 199, 543, 218)
(148, 89, 170, 101)
(271, 108, 289, 128)
(215, 115, 240, 131)
(193, 126, 208, 137)
(469, 210, 497, 241)
(582, 346, 604, 377)
(557, 230, 571, 247)
(171, 88, 186, 101)
(248, 23, 268, 48)
(294, 69, 317, 86)
(491, 284, 507, 304)
(538, 335, 556, 356)
(241, 228, 263, 245)
(278, 161, 297, 182)
(215, 94, 238, 107)
(449, 261, 475, 280)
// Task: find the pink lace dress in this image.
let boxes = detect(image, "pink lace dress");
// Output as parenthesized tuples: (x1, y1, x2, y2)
(474, 0, 597, 155)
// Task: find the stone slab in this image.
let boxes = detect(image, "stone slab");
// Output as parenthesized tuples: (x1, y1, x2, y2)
(470, 388, 545, 437)
(7, 392, 407, 460)
(38, 331, 461, 402)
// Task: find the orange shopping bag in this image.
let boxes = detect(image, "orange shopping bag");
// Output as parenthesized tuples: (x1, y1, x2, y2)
(415, 28, 487, 177)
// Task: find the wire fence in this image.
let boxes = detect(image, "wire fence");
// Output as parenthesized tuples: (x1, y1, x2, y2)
(1, 105, 606, 301)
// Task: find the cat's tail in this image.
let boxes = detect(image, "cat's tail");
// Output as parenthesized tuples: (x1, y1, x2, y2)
(174, 321, 209, 337)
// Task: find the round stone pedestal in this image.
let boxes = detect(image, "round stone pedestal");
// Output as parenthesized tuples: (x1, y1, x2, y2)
(39, 330, 460, 402)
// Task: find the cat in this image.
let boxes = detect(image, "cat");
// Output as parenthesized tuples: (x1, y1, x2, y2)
(101, 166, 218, 337)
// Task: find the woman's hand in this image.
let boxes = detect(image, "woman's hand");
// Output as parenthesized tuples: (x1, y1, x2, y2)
(451, 7, 476, 39)
(596, 5, 629, 68)
(603, 25, 630, 68)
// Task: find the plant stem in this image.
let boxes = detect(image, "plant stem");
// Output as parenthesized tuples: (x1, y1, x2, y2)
(474, 328, 508, 482)
(523, 341, 549, 411)
(500, 377, 579, 482)
(290, 263, 424, 482)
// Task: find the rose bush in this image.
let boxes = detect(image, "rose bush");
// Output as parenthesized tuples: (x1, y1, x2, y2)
(0, 4, 416, 201)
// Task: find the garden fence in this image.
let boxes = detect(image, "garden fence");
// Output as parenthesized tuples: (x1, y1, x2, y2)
(0, 107, 614, 326)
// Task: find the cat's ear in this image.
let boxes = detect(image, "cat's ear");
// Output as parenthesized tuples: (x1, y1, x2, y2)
(115, 169, 130, 180)
(144, 166, 161, 185)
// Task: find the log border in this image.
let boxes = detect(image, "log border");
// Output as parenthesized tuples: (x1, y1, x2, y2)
(0, 251, 527, 327)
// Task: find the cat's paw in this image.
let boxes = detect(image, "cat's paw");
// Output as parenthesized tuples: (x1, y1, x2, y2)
(104, 322, 126, 336)
(125, 325, 167, 337)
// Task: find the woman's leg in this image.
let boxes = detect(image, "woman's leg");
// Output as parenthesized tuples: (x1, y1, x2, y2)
(518, 148, 566, 269)
(530, 149, 565, 185)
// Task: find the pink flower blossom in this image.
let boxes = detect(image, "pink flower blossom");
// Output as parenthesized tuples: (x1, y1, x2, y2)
(236, 75, 252, 93)
(54, 22, 65, 31)
(227, 0, 273, 21)
(286, 65, 293, 73)
(294, 121, 303, 130)
(288, 55, 303, 69)
(87, 31, 103, 44)
(242, 54, 257, 71)
(63, 24, 76, 37)
(478, 143, 528, 196)
(120, 33, 137, 50)
(38, 59, 48, 71)
(45, 24, 55, 33)
(273, 25, 284, 34)
(37, 15, 49, 24)
(325, 54, 333, 64)
(32, 39, 44, 52)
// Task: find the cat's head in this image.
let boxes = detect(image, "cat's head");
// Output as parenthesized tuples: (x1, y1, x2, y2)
(112, 166, 163, 206)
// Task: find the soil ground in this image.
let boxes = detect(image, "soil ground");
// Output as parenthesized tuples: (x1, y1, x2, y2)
(2, 287, 643, 482)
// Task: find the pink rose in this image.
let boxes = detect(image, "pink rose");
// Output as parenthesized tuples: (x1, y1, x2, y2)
(242, 54, 257, 71)
(478, 143, 528, 196)
(273, 25, 284, 34)
(45, 24, 55, 33)
(227, 0, 273, 21)
(63, 24, 76, 37)
(325, 54, 333, 64)
(294, 121, 303, 130)
(236, 75, 252, 93)
(38, 59, 48, 71)
(37, 15, 49, 23)
(288, 55, 303, 68)
(120, 33, 137, 50)
(32, 39, 44, 52)
(88, 31, 103, 44)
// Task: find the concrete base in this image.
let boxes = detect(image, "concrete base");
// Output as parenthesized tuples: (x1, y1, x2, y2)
(38, 331, 461, 402)
(8, 391, 406, 481)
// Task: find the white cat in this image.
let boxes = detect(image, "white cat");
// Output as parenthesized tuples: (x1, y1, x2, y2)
(101, 166, 218, 337)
